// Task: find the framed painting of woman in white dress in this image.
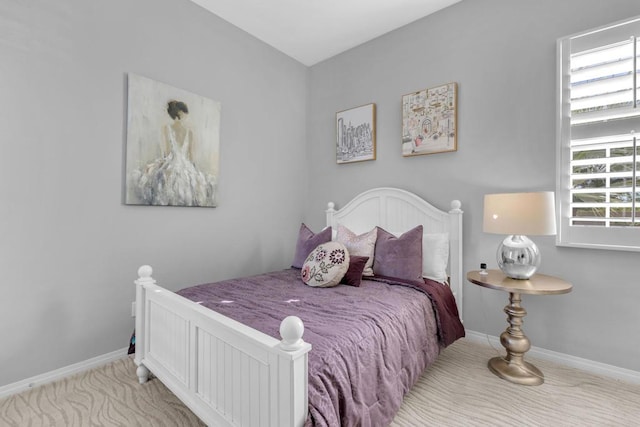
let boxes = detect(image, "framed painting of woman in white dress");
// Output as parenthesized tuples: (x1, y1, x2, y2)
(125, 74, 221, 207)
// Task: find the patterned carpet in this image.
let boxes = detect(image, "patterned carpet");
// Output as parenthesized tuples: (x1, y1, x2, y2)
(391, 339, 640, 426)
(2, 339, 639, 426)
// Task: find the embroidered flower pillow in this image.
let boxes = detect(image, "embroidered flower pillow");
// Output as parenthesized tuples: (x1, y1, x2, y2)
(301, 242, 350, 288)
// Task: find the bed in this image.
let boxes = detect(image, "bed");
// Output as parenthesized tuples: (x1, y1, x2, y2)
(134, 187, 464, 426)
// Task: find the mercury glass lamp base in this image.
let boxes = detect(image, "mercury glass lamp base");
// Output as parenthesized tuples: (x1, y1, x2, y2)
(497, 235, 540, 280)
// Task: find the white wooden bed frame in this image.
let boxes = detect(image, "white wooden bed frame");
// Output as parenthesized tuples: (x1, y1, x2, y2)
(134, 187, 463, 427)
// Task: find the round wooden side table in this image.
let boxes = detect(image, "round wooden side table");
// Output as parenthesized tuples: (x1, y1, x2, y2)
(467, 270, 572, 386)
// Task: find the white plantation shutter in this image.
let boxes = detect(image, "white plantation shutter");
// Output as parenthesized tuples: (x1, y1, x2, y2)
(557, 16, 640, 251)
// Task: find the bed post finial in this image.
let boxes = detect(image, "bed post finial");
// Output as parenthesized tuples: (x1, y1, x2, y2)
(138, 265, 152, 278)
(279, 316, 305, 351)
(136, 265, 155, 286)
(450, 200, 462, 213)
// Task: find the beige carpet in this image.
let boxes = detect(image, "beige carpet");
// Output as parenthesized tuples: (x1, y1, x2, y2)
(2, 339, 639, 426)
(391, 339, 640, 426)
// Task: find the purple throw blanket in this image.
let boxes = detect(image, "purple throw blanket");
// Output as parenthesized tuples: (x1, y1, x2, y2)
(369, 275, 465, 347)
(177, 269, 464, 427)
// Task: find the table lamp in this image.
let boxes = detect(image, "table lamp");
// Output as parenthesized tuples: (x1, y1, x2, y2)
(483, 192, 556, 280)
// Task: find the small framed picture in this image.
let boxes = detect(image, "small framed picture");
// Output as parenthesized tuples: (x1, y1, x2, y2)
(402, 82, 457, 157)
(336, 103, 376, 164)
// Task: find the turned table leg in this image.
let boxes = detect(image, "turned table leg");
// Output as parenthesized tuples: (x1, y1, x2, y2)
(488, 292, 544, 385)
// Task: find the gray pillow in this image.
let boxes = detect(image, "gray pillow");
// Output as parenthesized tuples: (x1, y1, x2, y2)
(373, 225, 423, 281)
(291, 223, 332, 268)
(335, 224, 377, 276)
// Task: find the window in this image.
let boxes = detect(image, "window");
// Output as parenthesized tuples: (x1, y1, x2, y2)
(557, 16, 640, 251)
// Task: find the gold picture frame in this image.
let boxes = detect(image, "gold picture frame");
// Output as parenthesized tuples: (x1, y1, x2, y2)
(336, 103, 376, 164)
(402, 82, 457, 157)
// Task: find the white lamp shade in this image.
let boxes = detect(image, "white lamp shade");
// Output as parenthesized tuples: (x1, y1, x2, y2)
(483, 192, 557, 236)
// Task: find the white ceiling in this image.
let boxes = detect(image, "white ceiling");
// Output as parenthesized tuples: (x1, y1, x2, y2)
(189, 0, 462, 66)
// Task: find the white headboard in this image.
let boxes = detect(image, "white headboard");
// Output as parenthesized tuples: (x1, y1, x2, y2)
(325, 187, 463, 321)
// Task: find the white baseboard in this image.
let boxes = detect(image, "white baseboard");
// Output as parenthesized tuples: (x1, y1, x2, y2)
(3, 336, 639, 401)
(0, 347, 129, 399)
(465, 330, 640, 385)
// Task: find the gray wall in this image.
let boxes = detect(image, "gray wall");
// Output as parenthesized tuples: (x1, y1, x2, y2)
(306, 0, 640, 372)
(0, 0, 307, 387)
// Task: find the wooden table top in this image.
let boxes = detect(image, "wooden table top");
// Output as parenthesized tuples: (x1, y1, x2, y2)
(467, 270, 572, 295)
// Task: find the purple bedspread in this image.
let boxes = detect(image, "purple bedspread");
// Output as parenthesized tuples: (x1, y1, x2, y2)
(177, 269, 464, 427)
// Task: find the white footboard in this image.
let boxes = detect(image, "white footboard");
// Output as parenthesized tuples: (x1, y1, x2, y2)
(134, 266, 311, 427)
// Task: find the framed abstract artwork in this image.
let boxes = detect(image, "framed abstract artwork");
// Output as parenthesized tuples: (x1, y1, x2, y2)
(125, 74, 221, 207)
(402, 82, 457, 157)
(336, 103, 376, 164)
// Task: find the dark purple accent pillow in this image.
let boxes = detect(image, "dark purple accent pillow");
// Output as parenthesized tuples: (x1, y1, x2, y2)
(373, 225, 423, 282)
(340, 256, 369, 287)
(291, 223, 332, 269)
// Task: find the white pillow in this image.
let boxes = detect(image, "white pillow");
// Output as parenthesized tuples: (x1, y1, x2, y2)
(301, 241, 350, 287)
(334, 224, 377, 276)
(422, 233, 449, 284)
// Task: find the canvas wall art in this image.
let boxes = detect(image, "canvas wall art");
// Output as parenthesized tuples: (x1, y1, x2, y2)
(336, 103, 376, 164)
(402, 82, 457, 157)
(125, 73, 221, 207)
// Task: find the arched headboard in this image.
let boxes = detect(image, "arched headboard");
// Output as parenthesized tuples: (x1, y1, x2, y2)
(325, 187, 463, 320)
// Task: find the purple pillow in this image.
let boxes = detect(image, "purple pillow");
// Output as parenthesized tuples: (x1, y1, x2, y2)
(373, 225, 423, 282)
(340, 256, 369, 287)
(291, 223, 332, 268)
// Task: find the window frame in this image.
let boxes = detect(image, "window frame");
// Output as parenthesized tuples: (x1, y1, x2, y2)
(556, 16, 640, 252)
